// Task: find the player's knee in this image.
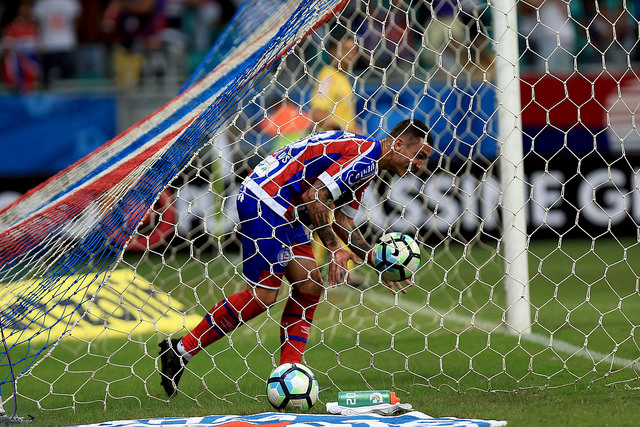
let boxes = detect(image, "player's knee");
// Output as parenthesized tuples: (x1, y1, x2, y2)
(293, 277, 324, 296)
(286, 259, 323, 287)
(292, 267, 324, 293)
(249, 285, 279, 307)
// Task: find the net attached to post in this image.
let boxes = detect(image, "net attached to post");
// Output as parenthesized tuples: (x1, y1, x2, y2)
(0, 0, 348, 409)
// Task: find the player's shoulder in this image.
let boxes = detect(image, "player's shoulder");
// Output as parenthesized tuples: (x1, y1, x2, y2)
(313, 131, 380, 155)
(312, 130, 374, 143)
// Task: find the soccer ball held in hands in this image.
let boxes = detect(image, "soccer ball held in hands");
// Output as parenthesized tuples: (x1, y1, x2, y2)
(371, 232, 421, 282)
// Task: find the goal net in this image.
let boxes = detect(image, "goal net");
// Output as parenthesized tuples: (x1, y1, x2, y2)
(2, 0, 640, 414)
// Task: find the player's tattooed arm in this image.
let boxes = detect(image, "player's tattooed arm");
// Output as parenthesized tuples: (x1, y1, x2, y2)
(302, 180, 361, 286)
(301, 180, 340, 250)
(350, 228, 371, 260)
(333, 210, 371, 262)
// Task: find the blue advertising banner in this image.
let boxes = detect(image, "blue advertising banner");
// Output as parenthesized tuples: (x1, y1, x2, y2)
(357, 80, 499, 165)
(0, 93, 116, 177)
(74, 411, 507, 427)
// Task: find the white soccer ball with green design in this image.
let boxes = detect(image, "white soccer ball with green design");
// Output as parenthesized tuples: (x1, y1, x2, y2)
(371, 232, 421, 281)
(266, 363, 319, 410)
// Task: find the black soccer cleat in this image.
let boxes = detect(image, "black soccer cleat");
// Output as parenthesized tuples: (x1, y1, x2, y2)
(158, 338, 188, 397)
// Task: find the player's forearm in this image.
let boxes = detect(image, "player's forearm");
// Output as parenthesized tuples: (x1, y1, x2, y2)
(302, 183, 341, 251)
(333, 226, 369, 261)
(347, 228, 371, 262)
(308, 204, 341, 250)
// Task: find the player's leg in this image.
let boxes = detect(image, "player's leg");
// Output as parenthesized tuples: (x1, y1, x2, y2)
(159, 190, 288, 396)
(159, 282, 275, 397)
(178, 285, 274, 358)
(279, 236, 324, 364)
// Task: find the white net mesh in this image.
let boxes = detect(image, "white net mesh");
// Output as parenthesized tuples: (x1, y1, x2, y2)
(5, 0, 640, 414)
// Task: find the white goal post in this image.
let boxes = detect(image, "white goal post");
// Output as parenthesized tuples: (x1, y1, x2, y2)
(493, 0, 531, 335)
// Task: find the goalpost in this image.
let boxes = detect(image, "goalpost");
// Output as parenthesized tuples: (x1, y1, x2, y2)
(493, 0, 531, 335)
(1, 0, 640, 416)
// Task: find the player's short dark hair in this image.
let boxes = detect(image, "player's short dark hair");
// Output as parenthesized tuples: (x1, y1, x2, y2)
(390, 119, 433, 146)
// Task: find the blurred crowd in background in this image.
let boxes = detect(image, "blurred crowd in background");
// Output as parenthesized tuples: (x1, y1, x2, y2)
(0, 0, 239, 92)
(0, 0, 638, 93)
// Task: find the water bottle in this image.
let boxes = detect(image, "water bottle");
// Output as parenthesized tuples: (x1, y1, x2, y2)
(337, 390, 400, 407)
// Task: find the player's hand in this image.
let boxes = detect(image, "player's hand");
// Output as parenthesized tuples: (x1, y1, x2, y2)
(328, 248, 362, 287)
(383, 278, 413, 295)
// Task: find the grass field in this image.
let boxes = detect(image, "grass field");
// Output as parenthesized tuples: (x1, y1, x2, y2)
(3, 236, 640, 426)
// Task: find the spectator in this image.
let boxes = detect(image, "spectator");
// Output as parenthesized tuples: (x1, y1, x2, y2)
(76, 0, 110, 79)
(185, 0, 223, 72)
(159, 0, 188, 82)
(1, 0, 40, 92)
(418, 0, 463, 70)
(418, 0, 493, 76)
(576, 0, 638, 69)
(380, 0, 417, 68)
(0, 2, 21, 31)
(103, 0, 166, 87)
(519, 0, 576, 73)
(32, 0, 81, 87)
(350, 0, 417, 71)
(458, 0, 493, 74)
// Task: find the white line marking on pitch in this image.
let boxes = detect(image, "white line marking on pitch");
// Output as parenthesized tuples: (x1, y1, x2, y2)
(360, 289, 640, 371)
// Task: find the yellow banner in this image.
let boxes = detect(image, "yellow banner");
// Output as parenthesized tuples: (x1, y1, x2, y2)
(1, 269, 201, 344)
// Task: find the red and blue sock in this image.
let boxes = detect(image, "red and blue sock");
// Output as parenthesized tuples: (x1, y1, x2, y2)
(180, 289, 265, 357)
(279, 291, 321, 364)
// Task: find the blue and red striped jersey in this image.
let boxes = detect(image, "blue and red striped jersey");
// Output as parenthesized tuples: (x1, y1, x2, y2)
(243, 131, 382, 221)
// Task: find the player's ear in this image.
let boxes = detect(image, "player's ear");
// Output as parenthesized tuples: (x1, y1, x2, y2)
(393, 137, 404, 151)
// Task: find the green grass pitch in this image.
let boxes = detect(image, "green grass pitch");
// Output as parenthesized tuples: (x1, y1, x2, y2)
(3, 236, 640, 426)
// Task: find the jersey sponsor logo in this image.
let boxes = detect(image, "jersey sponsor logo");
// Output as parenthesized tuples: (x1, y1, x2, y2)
(254, 156, 280, 178)
(345, 161, 376, 185)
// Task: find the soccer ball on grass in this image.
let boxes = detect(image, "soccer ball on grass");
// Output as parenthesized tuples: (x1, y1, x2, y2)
(371, 232, 421, 281)
(266, 363, 319, 410)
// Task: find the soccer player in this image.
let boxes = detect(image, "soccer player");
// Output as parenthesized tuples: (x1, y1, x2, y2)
(158, 119, 433, 397)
